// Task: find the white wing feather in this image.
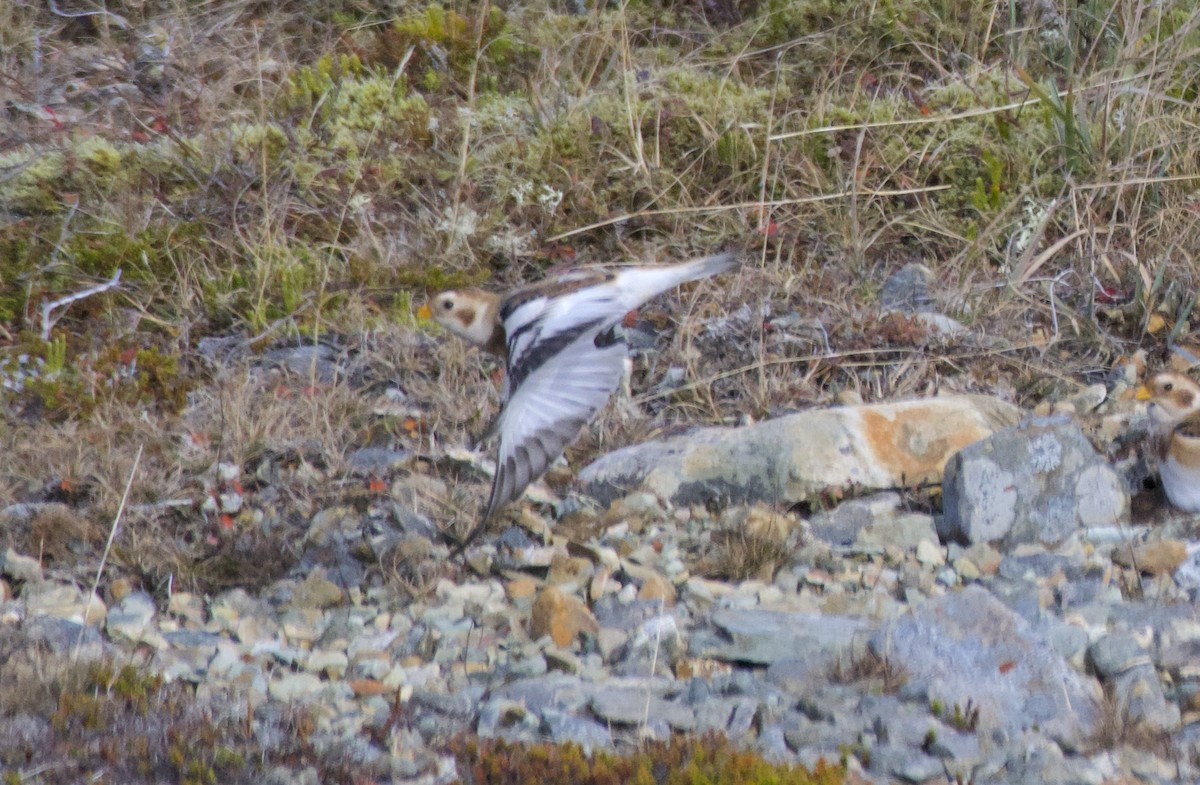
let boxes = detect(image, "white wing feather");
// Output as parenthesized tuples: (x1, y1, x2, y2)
(483, 332, 626, 521)
(460, 249, 739, 545)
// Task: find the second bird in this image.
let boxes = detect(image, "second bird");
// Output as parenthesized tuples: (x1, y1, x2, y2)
(1137, 371, 1200, 513)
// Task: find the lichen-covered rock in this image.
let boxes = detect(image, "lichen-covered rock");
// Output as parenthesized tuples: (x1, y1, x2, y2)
(1087, 634, 1180, 733)
(871, 585, 1103, 749)
(939, 416, 1128, 547)
(579, 395, 1020, 508)
(691, 608, 874, 667)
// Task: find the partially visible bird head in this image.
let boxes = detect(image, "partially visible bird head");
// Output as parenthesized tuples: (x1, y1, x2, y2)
(1136, 372, 1200, 423)
(418, 289, 498, 347)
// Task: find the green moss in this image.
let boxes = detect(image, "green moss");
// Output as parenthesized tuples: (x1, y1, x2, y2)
(212, 746, 246, 770)
(52, 690, 105, 732)
(65, 229, 151, 279)
(381, 5, 535, 94)
(453, 735, 846, 785)
(0, 331, 191, 421)
(0, 148, 68, 213)
(228, 122, 290, 165)
(100, 664, 164, 714)
(77, 136, 125, 178)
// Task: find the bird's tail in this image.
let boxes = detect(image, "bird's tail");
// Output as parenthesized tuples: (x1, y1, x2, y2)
(616, 249, 741, 308)
(670, 249, 742, 284)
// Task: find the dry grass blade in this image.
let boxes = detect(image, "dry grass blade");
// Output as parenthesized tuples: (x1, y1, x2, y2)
(75, 443, 142, 664)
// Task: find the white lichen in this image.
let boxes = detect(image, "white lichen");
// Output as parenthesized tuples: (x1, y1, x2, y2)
(1028, 433, 1062, 473)
(960, 458, 1017, 541)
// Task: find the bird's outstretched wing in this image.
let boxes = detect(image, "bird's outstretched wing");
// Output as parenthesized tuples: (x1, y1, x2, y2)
(450, 250, 740, 553)
(451, 283, 629, 553)
(485, 325, 626, 521)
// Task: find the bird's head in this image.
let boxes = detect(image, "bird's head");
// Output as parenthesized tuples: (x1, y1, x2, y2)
(1136, 372, 1200, 423)
(418, 289, 498, 347)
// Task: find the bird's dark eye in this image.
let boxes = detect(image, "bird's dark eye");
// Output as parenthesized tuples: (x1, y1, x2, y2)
(441, 300, 453, 310)
(1164, 382, 1174, 392)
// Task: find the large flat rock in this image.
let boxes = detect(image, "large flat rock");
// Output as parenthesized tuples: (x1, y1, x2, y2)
(579, 395, 1020, 507)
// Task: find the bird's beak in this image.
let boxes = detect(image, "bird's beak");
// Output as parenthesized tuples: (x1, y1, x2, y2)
(416, 303, 433, 321)
(1135, 385, 1152, 401)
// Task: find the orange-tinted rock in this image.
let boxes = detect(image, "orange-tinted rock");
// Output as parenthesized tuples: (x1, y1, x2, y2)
(505, 576, 538, 602)
(349, 678, 391, 697)
(1113, 539, 1188, 576)
(637, 573, 676, 604)
(580, 395, 1019, 507)
(530, 586, 598, 647)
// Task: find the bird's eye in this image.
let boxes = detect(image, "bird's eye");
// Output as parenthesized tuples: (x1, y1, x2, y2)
(1164, 382, 1174, 392)
(441, 299, 453, 310)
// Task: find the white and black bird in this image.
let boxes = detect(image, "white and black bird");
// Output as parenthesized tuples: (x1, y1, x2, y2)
(419, 250, 740, 552)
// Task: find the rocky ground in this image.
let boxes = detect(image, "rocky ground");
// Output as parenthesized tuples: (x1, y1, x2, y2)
(3, 266, 1200, 785)
(5, 1, 1200, 783)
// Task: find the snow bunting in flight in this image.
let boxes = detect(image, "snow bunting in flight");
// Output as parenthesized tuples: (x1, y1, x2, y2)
(419, 250, 740, 551)
(1136, 372, 1200, 512)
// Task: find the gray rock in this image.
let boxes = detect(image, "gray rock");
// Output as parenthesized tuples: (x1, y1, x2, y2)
(1056, 577, 1123, 610)
(1, 548, 42, 583)
(22, 582, 106, 625)
(860, 509, 939, 550)
(1174, 723, 1200, 774)
(264, 766, 321, 785)
(866, 744, 945, 783)
(489, 675, 591, 714)
(692, 609, 874, 667)
(777, 713, 861, 759)
(412, 686, 486, 721)
(793, 683, 867, 724)
(1175, 543, 1200, 592)
(878, 263, 969, 339)
(268, 672, 325, 702)
(1087, 634, 1180, 733)
(765, 658, 835, 695)
(106, 591, 159, 645)
(164, 629, 222, 649)
(1034, 619, 1090, 667)
(476, 699, 539, 740)
(880, 263, 935, 312)
(997, 737, 1092, 785)
(540, 708, 612, 749)
(809, 492, 900, 546)
(872, 585, 1103, 749)
(940, 416, 1128, 547)
(346, 447, 409, 473)
(588, 683, 696, 731)
(1102, 745, 1188, 784)
(998, 549, 1080, 581)
(691, 696, 760, 738)
(306, 650, 350, 678)
(264, 344, 339, 383)
(580, 396, 1020, 507)
(23, 616, 105, 655)
(859, 694, 987, 782)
